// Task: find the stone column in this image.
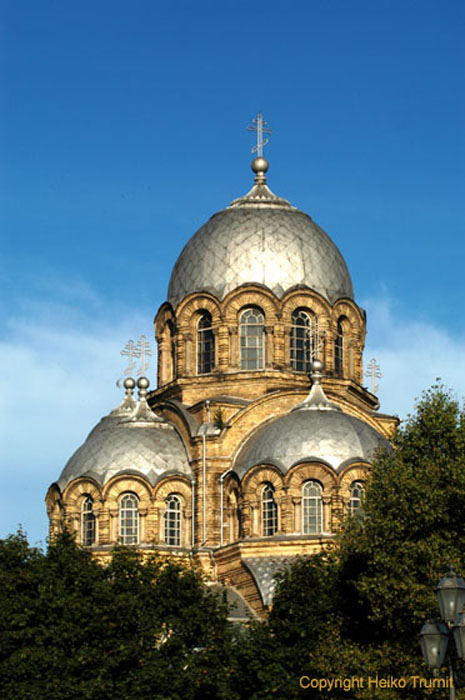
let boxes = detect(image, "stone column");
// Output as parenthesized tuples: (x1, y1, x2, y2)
(292, 496, 302, 533)
(250, 500, 260, 536)
(229, 327, 239, 369)
(159, 508, 166, 543)
(184, 509, 192, 547)
(274, 318, 285, 369)
(264, 325, 274, 368)
(329, 493, 344, 533)
(184, 332, 194, 376)
(157, 335, 170, 386)
(109, 508, 118, 543)
(278, 486, 292, 533)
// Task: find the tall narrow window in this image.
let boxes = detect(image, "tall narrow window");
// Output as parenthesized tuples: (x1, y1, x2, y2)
(262, 483, 278, 536)
(119, 493, 139, 545)
(81, 495, 96, 546)
(290, 309, 313, 372)
(240, 307, 265, 370)
(349, 481, 365, 516)
(197, 312, 215, 374)
(302, 481, 323, 534)
(334, 319, 344, 377)
(164, 494, 181, 546)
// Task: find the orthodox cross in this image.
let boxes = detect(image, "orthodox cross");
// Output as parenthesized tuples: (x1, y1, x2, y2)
(247, 112, 272, 157)
(120, 339, 140, 377)
(312, 320, 325, 361)
(365, 357, 382, 394)
(136, 335, 153, 376)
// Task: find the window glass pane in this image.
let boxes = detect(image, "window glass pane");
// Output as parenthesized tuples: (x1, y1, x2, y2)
(240, 308, 265, 370)
(164, 495, 181, 546)
(335, 319, 344, 376)
(290, 310, 314, 372)
(302, 481, 323, 534)
(82, 496, 95, 546)
(262, 484, 277, 536)
(349, 481, 365, 516)
(197, 312, 215, 374)
(119, 493, 139, 545)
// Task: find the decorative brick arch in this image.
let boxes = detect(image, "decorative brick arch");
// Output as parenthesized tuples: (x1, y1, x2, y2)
(339, 463, 370, 499)
(223, 286, 279, 324)
(242, 465, 284, 498)
(103, 475, 152, 505)
(176, 294, 221, 328)
(285, 462, 337, 498)
(154, 477, 191, 507)
(154, 302, 176, 341)
(281, 290, 331, 323)
(63, 478, 102, 509)
(332, 299, 365, 336)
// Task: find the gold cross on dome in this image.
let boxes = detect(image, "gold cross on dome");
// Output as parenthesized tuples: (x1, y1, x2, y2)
(120, 339, 140, 377)
(365, 357, 383, 394)
(136, 335, 153, 376)
(247, 113, 272, 157)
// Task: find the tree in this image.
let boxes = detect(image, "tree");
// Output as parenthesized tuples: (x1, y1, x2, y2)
(255, 384, 465, 699)
(0, 531, 236, 700)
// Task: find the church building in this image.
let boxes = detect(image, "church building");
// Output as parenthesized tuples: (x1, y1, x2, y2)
(46, 122, 397, 617)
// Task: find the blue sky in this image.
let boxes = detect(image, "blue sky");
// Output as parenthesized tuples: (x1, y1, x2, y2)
(1, 0, 464, 545)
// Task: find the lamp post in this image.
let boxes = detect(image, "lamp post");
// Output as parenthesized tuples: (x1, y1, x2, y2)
(419, 570, 465, 700)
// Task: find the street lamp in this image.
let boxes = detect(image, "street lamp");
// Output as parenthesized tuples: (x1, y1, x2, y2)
(419, 570, 465, 700)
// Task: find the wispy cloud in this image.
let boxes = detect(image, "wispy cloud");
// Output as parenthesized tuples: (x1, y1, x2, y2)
(363, 296, 465, 420)
(0, 278, 157, 544)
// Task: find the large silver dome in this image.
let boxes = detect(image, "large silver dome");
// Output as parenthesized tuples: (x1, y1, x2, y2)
(168, 161, 353, 307)
(234, 395, 389, 479)
(57, 390, 191, 491)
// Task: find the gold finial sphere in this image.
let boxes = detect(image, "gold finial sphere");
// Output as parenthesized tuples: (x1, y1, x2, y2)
(251, 157, 269, 174)
(137, 377, 150, 390)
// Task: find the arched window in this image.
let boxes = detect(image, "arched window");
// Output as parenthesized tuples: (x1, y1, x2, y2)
(302, 481, 323, 534)
(334, 319, 344, 377)
(164, 494, 182, 546)
(349, 481, 365, 516)
(197, 312, 215, 374)
(262, 483, 278, 536)
(290, 309, 313, 372)
(119, 493, 139, 545)
(81, 495, 96, 546)
(240, 307, 265, 370)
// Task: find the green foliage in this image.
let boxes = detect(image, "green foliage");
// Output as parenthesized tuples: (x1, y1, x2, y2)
(0, 532, 235, 700)
(214, 408, 226, 430)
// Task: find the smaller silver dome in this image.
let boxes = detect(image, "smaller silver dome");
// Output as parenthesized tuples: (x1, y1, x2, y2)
(57, 390, 191, 491)
(234, 406, 389, 479)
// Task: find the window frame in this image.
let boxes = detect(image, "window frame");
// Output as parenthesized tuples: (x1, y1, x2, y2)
(197, 312, 215, 375)
(302, 480, 323, 535)
(349, 480, 365, 516)
(164, 494, 182, 546)
(262, 483, 278, 536)
(290, 308, 313, 372)
(81, 495, 96, 546)
(334, 318, 344, 377)
(119, 492, 140, 545)
(239, 307, 265, 371)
